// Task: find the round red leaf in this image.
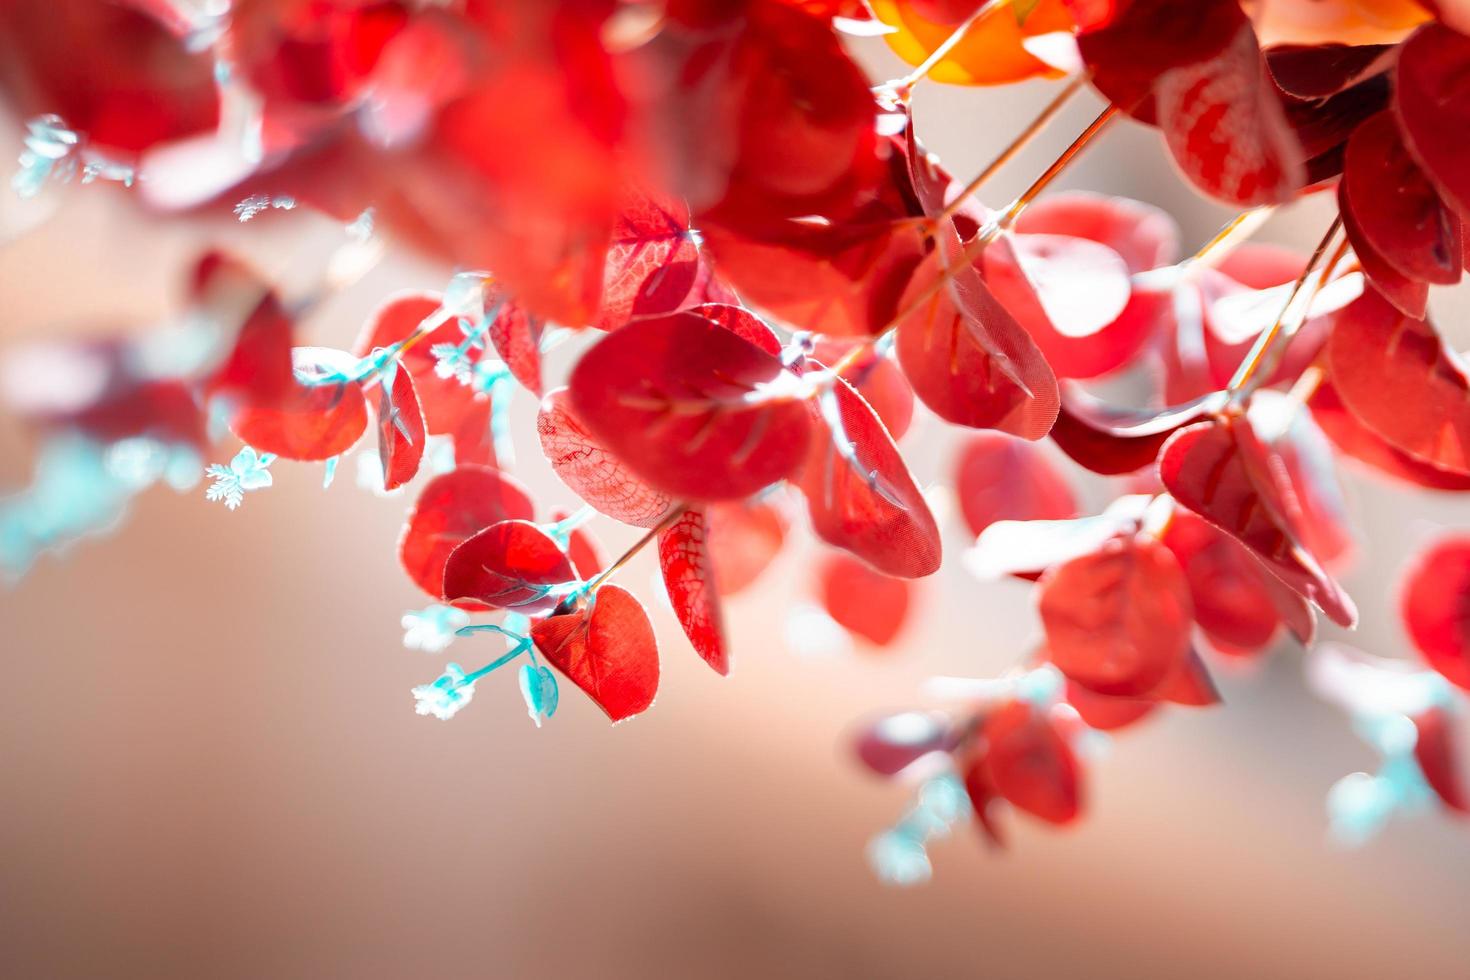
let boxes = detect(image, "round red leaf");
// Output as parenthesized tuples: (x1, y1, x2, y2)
(532, 584, 659, 723)
(1401, 537, 1470, 691)
(537, 388, 673, 528)
(442, 520, 576, 613)
(229, 348, 368, 461)
(398, 466, 535, 601)
(954, 432, 1077, 538)
(818, 552, 912, 647)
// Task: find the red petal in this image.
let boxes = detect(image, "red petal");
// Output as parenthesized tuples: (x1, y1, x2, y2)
(895, 237, 1059, 439)
(797, 378, 940, 578)
(376, 362, 427, 491)
(398, 466, 534, 601)
(1039, 532, 1194, 697)
(657, 507, 729, 674)
(1401, 537, 1470, 691)
(532, 584, 659, 722)
(981, 701, 1083, 825)
(229, 349, 368, 461)
(568, 312, 813, 500)
(818, 552, 912, 647)
(1327, 286, 1470, 476)
(536, 388, 674, 528)
(954, 432, 1077, 538)
(442, 520, 575, 613)
(1158, 417, 1357, 627)
(1395, 23, 1470, 221)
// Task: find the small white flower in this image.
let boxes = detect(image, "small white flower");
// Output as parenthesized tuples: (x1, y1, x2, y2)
(401, 604, 470, 653)
(204, 446, 274, 510)
(412, 663, 476, 720)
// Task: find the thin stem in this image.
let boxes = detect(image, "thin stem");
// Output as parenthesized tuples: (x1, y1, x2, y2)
(1227, 215, 1344, 394)
(463, 640, 533, 684)
(581, 505, 687, 596)
(998, 104, 1118, 228)
(1184, 207, 1275, 269)
(935, 75, 1086, 225)
(890, 0, 1009, 92)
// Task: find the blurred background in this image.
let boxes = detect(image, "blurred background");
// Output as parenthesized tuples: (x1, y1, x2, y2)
(2, 35, 1470, 980)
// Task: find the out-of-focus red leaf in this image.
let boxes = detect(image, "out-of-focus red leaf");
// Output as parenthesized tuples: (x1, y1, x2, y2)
(980, 701, 1083, 825)
(954, 433, 1077, 538)
(1401, 537, 1470, 690)
(1039, 532, 1194, 696)
(797, 378, 940, 578)
(450, 400, 497, 469)
(811, 339, 915, 440)
(658, 507, 729, 675)
(1013, 192, 1181, 274)
(1155, 646, 1224, 706)
(895, 236, 1059, 439)
(706, 497, 789, 594)
(961, 752, 1008, 849)
(985, 233, 1132, 341)
(1065, 681, 1158, 731)
(487, 303, 543, 397)
(853, 711, 951, 777)
(1395, 23, 1470, 220)
(537, 388, 673, 529)
(1414, 707, 1470, 814)
(398, 465, 534, 601)
(594, 191, 699, 330)
(1049, 386, 1227, 476)
(1164, 508, 1282, 655)
(1342, 111, 1462, 285)
(193, 252, 294, 408)
(818, 552, 912, 647)
(532, 584, 659, 723)
(552, 509, 605, 581)
(1327, 286, 1470, 476)
(1158, 417, 1357, 627)
(442, 519, 575, 613)
(569, 312, 812, 500)
(1310, 382, 1470, 490)
(376, 362, 426, 492)
(229, 349, 368, 461)
(354, 291, 481, 435)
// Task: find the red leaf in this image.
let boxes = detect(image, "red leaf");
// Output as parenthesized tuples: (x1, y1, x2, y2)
(594, 191, 699, 330)
(1342, 111, 1461, 285)
(536, 388, 674, 528)
(895, 236, 1059, 439)
(552, 509, 605, 581)
(1158, 417, 1357, 627)
(1013, 192, 1181, 275)
(1414, 707, 1470, 814)
(684, 303, 782, 356)
(532, 584, 659, 723)
(1152, 19, 1306, 206)
(354, 291, 481, 435)
(398, 466, 534, 601)
(1265, 43, 1396, 101)
(442, 520, 575, 613)
(853, 711, 950, 776)
(980, 701, 1083, 825)
(1155, 646, 1224, 707)
(818, 552, 912, 647)
(706, 497, 789, 594)
(954, 432, 1077, 538)
(797, 378, 940, 578)
(1395, 23, 1470, 221)
(487, 302, 543, 396)
(193, 252, 294, 407)
(983, 232, 1132, 342)
(1310, 382, 1470, 490)
(1339, 177, 1430, 319)
(568, 312, 813, 500)
(1064, 681, 1158, 731)
(229, 349, 367, 461)
(811, 338, 915, 440)
(1401, 537, 1470, 691)
(376, 362, 426, 492)
(1049, 385, 1227, 476)
(1164, 508, 1282, 655)
(657, 507, 729, 675)
(1327, 286, 1470, 476)
(1039, 532, 1194, 697)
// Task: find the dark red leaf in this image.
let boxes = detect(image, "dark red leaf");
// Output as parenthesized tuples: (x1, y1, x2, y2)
(376, 361, 426, 492)
(1265, 43, 1396, 101)
(1039, 532, 1194, 697)
(569, 312, 813, 500)
(853, 711, 950, 776)
(818, 552, 912, 647)
(658, 507, 729, 675)
(1164, 508, 1282, 655)
(1395, 23, 1470, 220)
(442, 520, 576, 613)
(1327, 286, 1470, 476)
(536, 388, 675, 528)
(532, 584, 659, 723)
(954, 432, 1077, 538)
(398, 465, 535, 601)
(1158, 417, 1357, 627)
(229, 349, 368, 461)
(1402, 537, 1470, 690)
(1414, 707, 1470, 814)
(895, 236, 1059, 439)
(1050, 385, 1227, 476)
(980, 701, 1083, 825)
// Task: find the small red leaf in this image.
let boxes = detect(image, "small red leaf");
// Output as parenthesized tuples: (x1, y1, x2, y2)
(1064, 681, 1158, 731)
(442, 520, 576, 613)
(536, 388, 674, 528)
(398, 466, 535, 601)
(377, 362, 426, 491)
(1327, 286, 1470, 476)
(354, 291, 481, 435)
(981, 701, 1083, 825)
(487, 302, 543, 396)
(1339, 177, 1430, 319)
(658, 507, 729, 675)
(1164, 509, 1282, 655)
(1402, 537, 1470, 691)
(194, 252, 294, 407)
(811, 338, 915, 439)
(895, 236, 1059, 439)
(1155, 646, 1223, 707)
(1049, 385, 1227, 476)
(853, 711, 950, 776)
(818, 552, 912, 647)
(1414, 707, 1470, 814)
(706, 497, 789, 594)
(684, 303, 783, 356)
(797, 378, 941, 578)
(532, 584, 659, 722)
(1395, 23, 1470, 221)
(1158, 417, 1356, 627)
(954, 432, 1077, 538)
(569, 312, 813, 500)
(229, 349, 368, 461)
(1039, 532, 1194, 697)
